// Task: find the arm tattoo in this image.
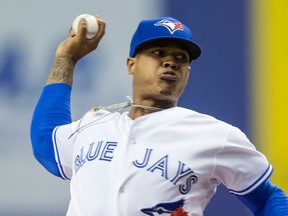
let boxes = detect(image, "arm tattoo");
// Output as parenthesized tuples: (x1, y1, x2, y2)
(46, 56, 75, 86)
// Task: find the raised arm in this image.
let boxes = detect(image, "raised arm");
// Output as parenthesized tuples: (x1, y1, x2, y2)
(46, 16, 106, 86)
(30, 16, 106, 178)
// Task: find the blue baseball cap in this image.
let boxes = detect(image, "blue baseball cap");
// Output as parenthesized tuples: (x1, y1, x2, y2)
(129, 17, 201, 60)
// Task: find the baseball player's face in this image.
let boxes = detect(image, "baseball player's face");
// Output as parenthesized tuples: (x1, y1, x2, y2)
(127, 40, 191, 105)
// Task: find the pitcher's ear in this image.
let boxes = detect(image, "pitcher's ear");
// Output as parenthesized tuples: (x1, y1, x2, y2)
(127, 57, 136, 75)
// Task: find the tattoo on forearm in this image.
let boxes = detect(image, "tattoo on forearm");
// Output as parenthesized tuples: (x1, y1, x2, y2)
(47, 56, 75, 85)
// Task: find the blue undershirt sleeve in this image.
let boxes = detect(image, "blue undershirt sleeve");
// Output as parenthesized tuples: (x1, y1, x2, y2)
(30, 83, 72, 178)
(237, 179, 288, 215)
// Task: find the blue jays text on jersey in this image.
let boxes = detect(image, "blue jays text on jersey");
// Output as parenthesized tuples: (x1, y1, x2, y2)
(74, 140, 198, 195)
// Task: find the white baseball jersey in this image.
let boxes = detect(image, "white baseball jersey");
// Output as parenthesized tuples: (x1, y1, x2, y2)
(52, 107, 272, 216)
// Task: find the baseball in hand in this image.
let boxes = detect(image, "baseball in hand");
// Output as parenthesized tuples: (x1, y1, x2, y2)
(72, 14, 99, 39)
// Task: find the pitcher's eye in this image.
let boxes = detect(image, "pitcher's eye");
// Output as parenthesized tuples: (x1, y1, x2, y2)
(175, 53, 189, 62)
(153, 50, 164, 56)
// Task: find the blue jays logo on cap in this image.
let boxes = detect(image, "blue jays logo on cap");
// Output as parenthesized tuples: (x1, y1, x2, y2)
(140, 199, 188, 215)
(154, 19, 184, 34)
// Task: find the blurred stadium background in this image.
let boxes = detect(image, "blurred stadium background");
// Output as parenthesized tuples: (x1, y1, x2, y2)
(0, 0, 287, 215)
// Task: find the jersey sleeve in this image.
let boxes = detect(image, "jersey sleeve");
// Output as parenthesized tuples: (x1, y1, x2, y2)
(237, 179, 288, 215)
(213, 126, 273, 195)
(30, 83, 75, 180)
(51, 121, 79, 180)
